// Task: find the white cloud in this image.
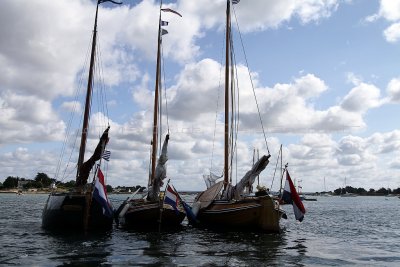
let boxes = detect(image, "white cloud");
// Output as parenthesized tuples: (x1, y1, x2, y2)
(369, 0, 400, 43)
(61, 101, 82, 113)
(0, 91, 65, 145)
(1, 0, 400, 193)
(383, 22, 400, 42)
(294, 0, 339, 24)
(199, 0, 339, 32)
(340, 83, 382, 113)
(386, 77, 400, 102)
(378, 0, 400, 21)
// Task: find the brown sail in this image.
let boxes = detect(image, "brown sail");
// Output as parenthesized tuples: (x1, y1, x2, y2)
(76, 126, 110, 186)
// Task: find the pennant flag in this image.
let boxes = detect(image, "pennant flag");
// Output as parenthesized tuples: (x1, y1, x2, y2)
(93, 168, 113, 218)
(102, 150, 111, 161)
(161, 20, 169, 26)
(232, 0, 240, 4)
(281, 171, 306, 222)
(161, 29, 168, 35)
(164, 184, 180, 214)
(99, 0, 122, 5)
(181, 200, 198, 224)
(161, 8, 182, 17)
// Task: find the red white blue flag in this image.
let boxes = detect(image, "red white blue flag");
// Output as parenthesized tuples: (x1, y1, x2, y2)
(164, 184, 180, 213)
(281, 171, 306, 222)
(93, 168, 113, 218)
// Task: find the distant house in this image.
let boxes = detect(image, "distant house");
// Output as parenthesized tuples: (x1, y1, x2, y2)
(17, 180, 29, 190)
(50, 182, 57, 189)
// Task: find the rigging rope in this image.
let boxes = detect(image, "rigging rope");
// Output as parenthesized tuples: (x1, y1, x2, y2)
(161, 40, 170, 134)
(270, 146, 281, 190)
(55, 33, 93, 183)
(232, 5, 270, 155)
(210, 29, 226, 174)
(96, 37, 110, 126)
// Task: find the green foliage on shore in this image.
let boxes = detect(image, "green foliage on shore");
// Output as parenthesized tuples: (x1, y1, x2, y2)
(332, 186, 400, 196)
(1, 173, 93, 191)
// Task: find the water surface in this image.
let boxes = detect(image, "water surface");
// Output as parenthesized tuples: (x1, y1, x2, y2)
(0, 193, 399, 266)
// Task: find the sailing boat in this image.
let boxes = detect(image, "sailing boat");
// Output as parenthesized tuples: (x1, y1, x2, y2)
(116, 2, 185, 229)
(190, 0, 286, 232)
(341, 177, 357, 197)
(42, 0, 120, 231)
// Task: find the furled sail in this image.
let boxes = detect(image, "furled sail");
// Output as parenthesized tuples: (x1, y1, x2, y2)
(233, 155, 270, 199)
(147, 134, 169, 201)
(203, 172, 222, 189)
(76, 126, 110, 186)
(228, 155, 270, 200)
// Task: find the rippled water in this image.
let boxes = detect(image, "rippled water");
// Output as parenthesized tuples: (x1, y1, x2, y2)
(0, 193, 399, 266)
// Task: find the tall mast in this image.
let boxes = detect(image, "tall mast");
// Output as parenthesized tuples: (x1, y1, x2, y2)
(223, 0, 231, 189)
(76, 1, 99, 181)
(150, 1, 163, 185)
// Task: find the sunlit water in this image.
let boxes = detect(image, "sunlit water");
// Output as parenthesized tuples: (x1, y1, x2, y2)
(0, 193, 399, 266)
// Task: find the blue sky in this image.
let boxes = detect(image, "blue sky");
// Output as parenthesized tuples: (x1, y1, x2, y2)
(1, 0, 400, 192)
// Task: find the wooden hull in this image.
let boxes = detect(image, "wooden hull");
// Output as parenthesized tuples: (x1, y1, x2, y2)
(197, 195, 284, 233)
(118, 200, 185, 230)
(42, 192, 113, 232)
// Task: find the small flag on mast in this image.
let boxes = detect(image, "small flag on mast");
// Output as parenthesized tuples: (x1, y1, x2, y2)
(102, 150, 111, 161)
(161, 8, 182, 17)
(161, 20, 169, 26)
(161, 29, 168, 35)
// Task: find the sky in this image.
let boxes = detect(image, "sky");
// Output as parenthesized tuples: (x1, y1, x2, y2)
(1, 0, 400, 193)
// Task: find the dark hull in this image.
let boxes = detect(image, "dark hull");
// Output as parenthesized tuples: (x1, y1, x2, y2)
(42, 192, 113, 232)
(197, 195, 284, 233)
(118, 200, 185, 230)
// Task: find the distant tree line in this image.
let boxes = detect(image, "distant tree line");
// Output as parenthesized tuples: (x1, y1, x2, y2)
(332, 186, 400, 196)
(1, 173, 56, 190)
(0, 173, 146, 193)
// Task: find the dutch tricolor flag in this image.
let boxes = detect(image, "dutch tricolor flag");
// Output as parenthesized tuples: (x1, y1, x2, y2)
(93, 168, 113, 218)
(164, 185, 180, 214)
(281, 171, 306, 222)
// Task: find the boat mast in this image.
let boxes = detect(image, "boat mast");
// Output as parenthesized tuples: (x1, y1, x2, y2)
(76, 1, 99, 181)
(150, 0, 163, 185)
(223, 0, 231, 190)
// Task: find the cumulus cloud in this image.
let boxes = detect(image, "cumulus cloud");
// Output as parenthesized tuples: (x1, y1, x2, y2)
(2, 0, 400, 192)
(383, 22, 400, 42)
(386, 77, 400, 102)
(340, 83, 382, 112)
(185, 0, 340, 34)
(168, 58, 222, 121)
(61, 101, 82, 113)
(0, 91, 65, 145)
(378, 0, 400, 21)
(368, 0, 400, 42)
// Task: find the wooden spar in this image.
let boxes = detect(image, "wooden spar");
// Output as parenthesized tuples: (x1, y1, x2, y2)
(76, 1, 99, 182)
(150, 3, 163, 186)
(224, 0, 231, 190)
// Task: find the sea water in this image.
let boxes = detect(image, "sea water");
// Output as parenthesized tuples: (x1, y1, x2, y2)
(0, 193, 399, 266)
